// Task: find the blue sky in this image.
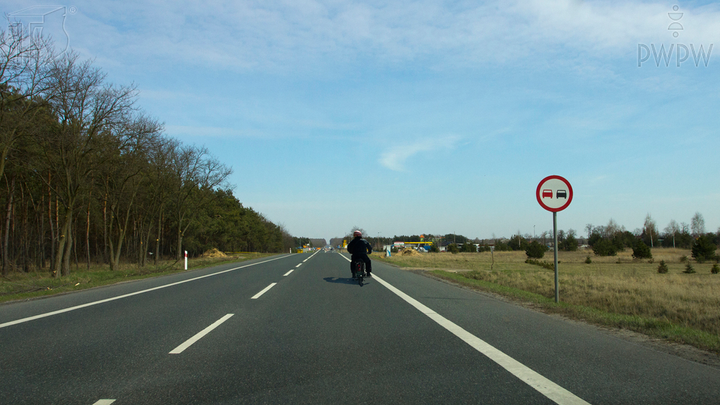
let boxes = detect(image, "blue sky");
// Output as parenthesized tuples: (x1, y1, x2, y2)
(6, 1, 720, 241)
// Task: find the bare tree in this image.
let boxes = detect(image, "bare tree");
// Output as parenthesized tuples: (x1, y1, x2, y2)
(691, 212, 705, 237)
(643, 214, 657, 248)
(138, 135, 176, 266)
(168, 144, 231, 260)
(98, 114, 162, 270)
(38, 53, 137, 276)
(0, 29, 55, 181)
(665, 220, 680, 248)
(605, 218, 621, 238)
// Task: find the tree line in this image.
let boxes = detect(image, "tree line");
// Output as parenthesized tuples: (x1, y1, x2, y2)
(585, 213, 718, 260)
(1, 31, 290, 277)
(340, 212, 718, 259)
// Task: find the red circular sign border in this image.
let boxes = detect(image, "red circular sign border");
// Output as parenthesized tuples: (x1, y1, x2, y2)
(536, 175, 573, 212)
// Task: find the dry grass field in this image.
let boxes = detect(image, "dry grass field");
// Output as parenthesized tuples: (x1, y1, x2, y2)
(374, 248, 720, 352)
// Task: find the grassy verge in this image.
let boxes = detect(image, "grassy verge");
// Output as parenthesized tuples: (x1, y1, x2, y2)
(0, 253, 275, 304)
(429, 270, 720, 353)
(374, 249, 720, 354)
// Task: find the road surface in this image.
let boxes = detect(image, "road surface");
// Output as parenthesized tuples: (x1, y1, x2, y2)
(1, 251, 718, 404)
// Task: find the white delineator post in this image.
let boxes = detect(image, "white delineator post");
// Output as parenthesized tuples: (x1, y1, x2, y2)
(184, 250, 188, 270)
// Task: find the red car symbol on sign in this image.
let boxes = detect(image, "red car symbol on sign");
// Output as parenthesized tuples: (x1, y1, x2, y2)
(542, 189, 552, 199)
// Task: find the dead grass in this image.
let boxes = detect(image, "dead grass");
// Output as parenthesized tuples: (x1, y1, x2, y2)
(374, 248, 720, 351)
(201, 248, 228, 258)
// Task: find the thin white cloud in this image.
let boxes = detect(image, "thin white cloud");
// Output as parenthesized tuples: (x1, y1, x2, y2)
(379, 135, 460, 172)
(59, 0, 720, 75)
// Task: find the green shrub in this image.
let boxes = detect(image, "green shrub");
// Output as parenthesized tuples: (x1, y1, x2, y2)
(680, 255, 688, 263)
(683, 263, 696, 274)
(508, 235, 529, 251)
(461, 242, 477, 253)
(712, 264, 719, 274)
(657, 260, 669, 274)
(447, 244, 459, 254)
(561, 234, 579, 251)
(525, 241, 548, 259)
(585, 256, 592, 264)
(692, 235, 717, 263)
(632, 241, 652, 259)
(525, 258, 554, 270)
(592, 239, 618, 256)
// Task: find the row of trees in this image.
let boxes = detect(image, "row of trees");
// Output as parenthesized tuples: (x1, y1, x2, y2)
(587, 214, 715, 247)
(586, 215, 718, 261)
(342, 214, 717, 259)
(1, 30, 288, 276)
(587, 213, 716, 250)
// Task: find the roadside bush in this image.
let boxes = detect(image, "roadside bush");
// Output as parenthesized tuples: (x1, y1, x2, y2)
(657, 260, 669, 274)
(691, 235, 717, 263)
(461, 242, 477, 253)
(632, 241, 652, 259)
(592, 239, 618, 256)
(585, 256, 592, 264)
(447, 244, 459, 254)
(525, 241, 548, 259)
(525, 258, 554, 270)
(712, 264, 719, 274)
(428, 244, 440, 253)
(561, 234, 579, 251)
(508, 235, 529, 251)
(494, 241, 511, 251)
(683, 263, 696, 274)
(613, 231, 636, 251)
(680, 255, 688, 263)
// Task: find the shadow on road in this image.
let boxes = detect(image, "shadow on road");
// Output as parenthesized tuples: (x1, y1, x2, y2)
(323, 276, 369, 286)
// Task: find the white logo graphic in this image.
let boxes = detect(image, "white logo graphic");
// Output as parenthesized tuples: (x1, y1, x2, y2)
(6, 5, 76, 57)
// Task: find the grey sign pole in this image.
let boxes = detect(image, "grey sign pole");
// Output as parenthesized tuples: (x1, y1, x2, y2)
(536, 175, 573, 304)
(553, 212, 559, 303)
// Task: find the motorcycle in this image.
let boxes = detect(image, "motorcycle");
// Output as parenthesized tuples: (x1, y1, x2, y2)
(352, 259, 366, 286)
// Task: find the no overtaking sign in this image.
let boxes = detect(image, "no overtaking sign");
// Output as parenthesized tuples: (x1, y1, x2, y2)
(536, 175, 573, 212)
(536, 175, 573, 303)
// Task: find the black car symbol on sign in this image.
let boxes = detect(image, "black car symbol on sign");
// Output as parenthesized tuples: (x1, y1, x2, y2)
(556, 190, 567, 199)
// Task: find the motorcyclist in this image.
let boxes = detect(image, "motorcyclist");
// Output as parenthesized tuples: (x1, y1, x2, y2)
(347, 230, 372, 278)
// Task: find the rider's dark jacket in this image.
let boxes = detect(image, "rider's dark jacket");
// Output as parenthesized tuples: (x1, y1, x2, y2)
(347, 237, 373, 256)
(347, 237, 372, 274)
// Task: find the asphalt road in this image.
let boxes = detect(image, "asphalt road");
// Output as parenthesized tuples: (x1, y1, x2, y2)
(1, 251, 718, 404)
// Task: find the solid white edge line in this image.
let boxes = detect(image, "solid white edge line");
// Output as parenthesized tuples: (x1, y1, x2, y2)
(0, 255, 292, 329)
(93, 400, 116, 405)
(169, 314, 234, 355)
(283, 270, 294, 277)
(338, 254, 589, 405)
(251, 283, 277, 299)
